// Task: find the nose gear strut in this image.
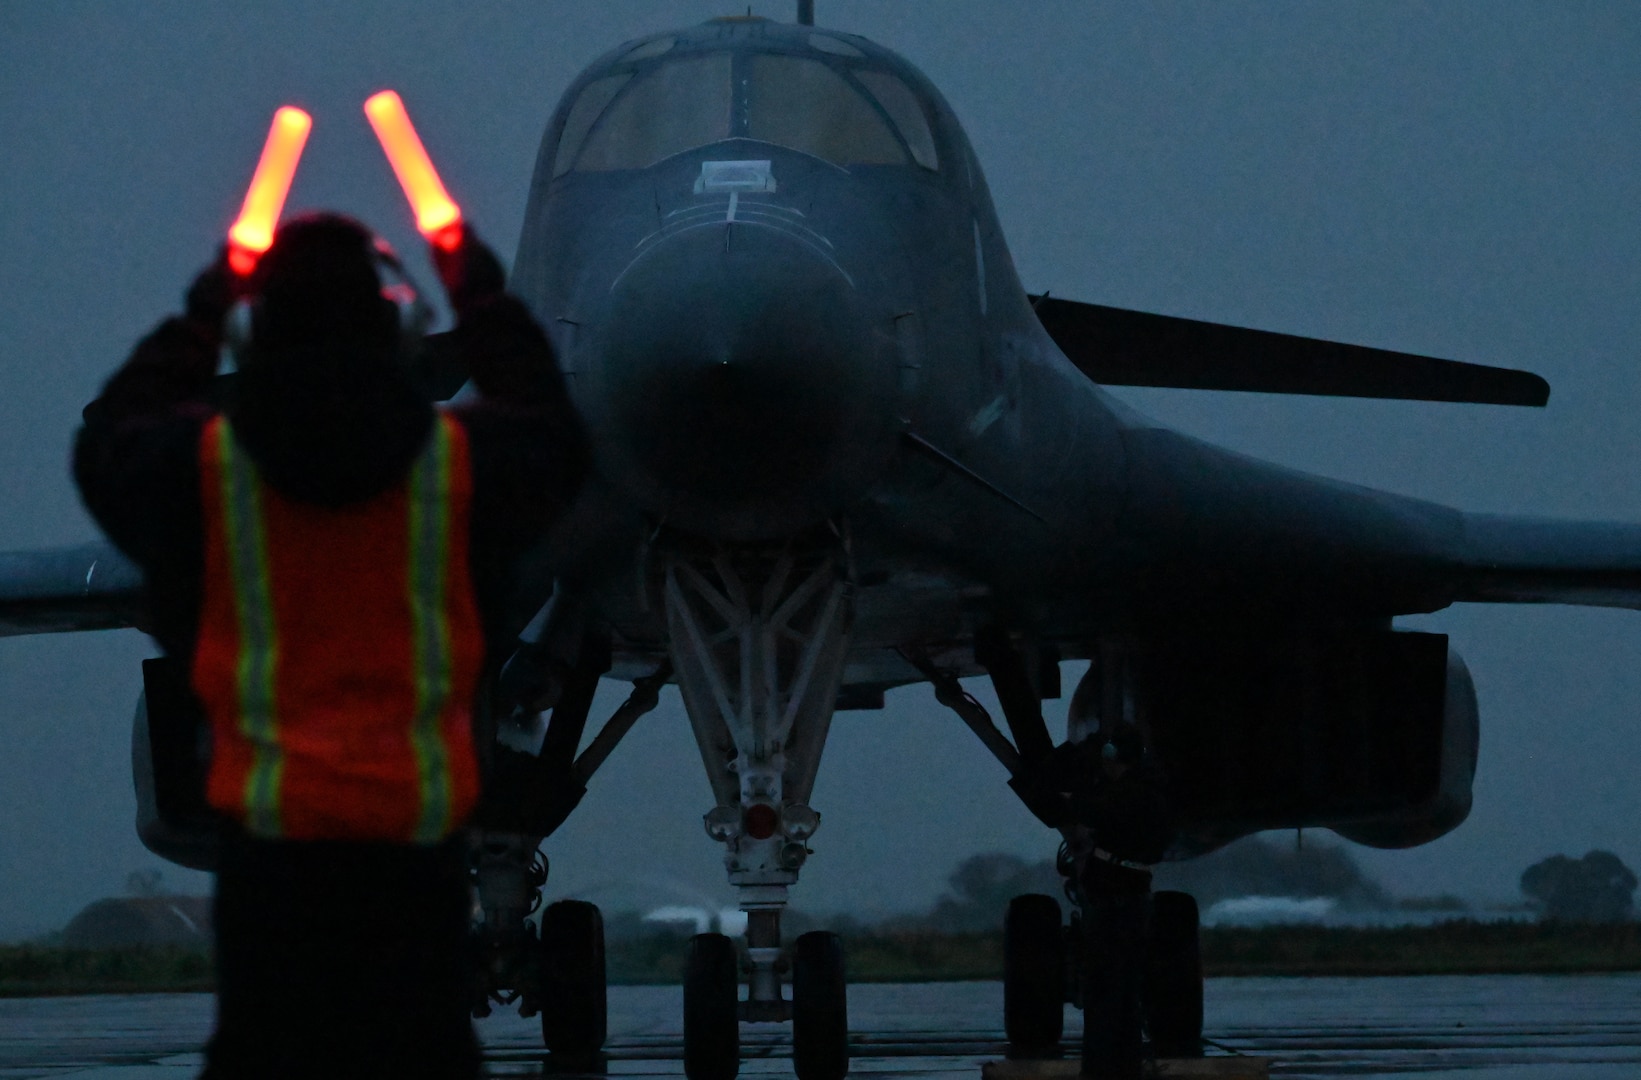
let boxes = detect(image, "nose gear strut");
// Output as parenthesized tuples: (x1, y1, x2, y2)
(663, 538, 853, 1076)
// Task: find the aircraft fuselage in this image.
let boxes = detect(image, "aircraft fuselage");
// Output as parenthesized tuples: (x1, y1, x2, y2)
(508, 18, 1466, 685)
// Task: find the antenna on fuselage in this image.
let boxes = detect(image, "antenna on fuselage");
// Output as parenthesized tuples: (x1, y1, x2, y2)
(797, 0, 814, 26)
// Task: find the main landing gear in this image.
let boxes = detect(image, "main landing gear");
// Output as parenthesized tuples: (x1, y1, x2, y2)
(1000, 888, 1203, 1060)
(1145, 890, 1205, 1059)
(469, 836, 614, 1064)
(1004, 893, 1067, 1049)
(682, 929, 849, 1080)
(918, 635, 1204, 1063)
(665, 540, 855, 1080)
(471, 611, 671, 1062)
(539, 899, 609, 1061)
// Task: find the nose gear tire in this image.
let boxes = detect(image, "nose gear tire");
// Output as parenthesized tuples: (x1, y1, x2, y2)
(684, 932, 740, 1080)
(792, 930, 849, 1080)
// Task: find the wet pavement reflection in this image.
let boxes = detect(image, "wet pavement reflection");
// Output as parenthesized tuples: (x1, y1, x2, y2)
(1, 976, 1639, 1077)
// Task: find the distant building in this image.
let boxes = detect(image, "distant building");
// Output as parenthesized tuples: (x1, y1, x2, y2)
(640, 906, 748, 937)
(61, 896, 211, 948)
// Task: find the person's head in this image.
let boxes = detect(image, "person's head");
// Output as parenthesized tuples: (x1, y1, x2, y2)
(221, 213, 438, 506)
(229, 212, 429, 370)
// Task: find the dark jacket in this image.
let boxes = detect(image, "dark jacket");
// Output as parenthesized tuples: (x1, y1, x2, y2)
(73, 294, 585, 668)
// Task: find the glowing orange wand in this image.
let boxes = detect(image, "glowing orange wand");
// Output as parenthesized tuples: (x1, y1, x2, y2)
(364, 90, 463, 251)
(227, 106, 312, 275)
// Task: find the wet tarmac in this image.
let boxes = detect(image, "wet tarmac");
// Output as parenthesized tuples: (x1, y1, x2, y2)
(1, 975, 1639, 1078)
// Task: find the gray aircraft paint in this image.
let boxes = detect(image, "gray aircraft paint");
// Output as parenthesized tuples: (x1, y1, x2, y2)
(0, 3, 1637, 939)
(513, 16, 1639, 684)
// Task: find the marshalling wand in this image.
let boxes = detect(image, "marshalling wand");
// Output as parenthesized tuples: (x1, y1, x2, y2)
(363, 90, 464, 251)
(226, 106, 312, 276)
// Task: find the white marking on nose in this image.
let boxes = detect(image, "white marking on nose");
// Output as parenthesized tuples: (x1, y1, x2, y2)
(968, 394, 1006, 437)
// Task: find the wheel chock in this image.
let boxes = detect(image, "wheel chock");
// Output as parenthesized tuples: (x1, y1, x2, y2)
(982, 1057, 1270, 1079)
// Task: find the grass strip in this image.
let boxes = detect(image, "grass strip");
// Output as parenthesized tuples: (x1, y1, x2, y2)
(0, 945, 213, 996)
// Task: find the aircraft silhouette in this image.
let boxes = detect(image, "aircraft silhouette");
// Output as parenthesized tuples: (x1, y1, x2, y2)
(4, 9, 1640, 1076)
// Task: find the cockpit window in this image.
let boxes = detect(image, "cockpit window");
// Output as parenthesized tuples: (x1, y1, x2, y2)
(855, 70, 938, 170)
(574, 53, 733, 172)
(558, 50, 940, 174)
(553, 73, 632, 177)
(744, 55, 906, 166)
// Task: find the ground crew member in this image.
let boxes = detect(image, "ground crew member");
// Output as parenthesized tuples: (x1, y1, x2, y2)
(73, 212, 586, 1078)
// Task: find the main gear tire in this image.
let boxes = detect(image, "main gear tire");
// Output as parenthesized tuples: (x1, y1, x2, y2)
(1004, 893, 1065, 1050)
(792, 931, 849, 1080)
(538, 900, 608, 1059)
(683, 932, 740, 1080)
(1144, 890, 1203, 1059)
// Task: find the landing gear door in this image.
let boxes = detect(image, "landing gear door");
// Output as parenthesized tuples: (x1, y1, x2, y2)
(133, 656, 219, 871)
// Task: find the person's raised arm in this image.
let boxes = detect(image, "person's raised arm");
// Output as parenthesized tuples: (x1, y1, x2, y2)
(430, 225, 562, 406)
(73, 252, 234, 574)
(81, 251, 236, 429)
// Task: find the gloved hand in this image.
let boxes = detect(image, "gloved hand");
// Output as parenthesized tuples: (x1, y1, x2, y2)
(430, 224, 507, 320)
(183, 247, 240, 340)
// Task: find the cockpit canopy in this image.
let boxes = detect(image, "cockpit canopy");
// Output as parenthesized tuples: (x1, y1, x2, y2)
(552, 32, 940, 177)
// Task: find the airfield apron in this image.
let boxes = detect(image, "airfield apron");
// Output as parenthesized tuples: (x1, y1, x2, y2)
(192, 413, 483, 842)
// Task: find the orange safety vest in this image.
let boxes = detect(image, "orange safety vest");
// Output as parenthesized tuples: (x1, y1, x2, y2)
(192, 412, 483, 842)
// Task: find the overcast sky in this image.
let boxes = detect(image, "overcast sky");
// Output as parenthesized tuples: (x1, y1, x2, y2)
(0, 2, 1638, 941)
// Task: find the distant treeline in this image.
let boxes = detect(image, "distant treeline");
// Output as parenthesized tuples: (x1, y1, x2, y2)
(822, 838, 1404, 936)
(6, 920, 1641, 994)
(18, 838, 1633, 994)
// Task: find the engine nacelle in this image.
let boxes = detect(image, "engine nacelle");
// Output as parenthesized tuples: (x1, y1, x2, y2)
(1328, 647, 1477, 848)
(1111, 630, 1479, 854)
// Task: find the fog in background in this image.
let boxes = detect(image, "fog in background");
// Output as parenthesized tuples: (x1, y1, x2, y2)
(1, 2, 1638, 941)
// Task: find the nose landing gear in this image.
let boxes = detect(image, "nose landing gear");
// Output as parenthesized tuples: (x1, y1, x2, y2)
(681, 928, 850, 1080)
(684, 932, 741, 1080)
(663, 540, 855, 1080)
(791, 930, 849, 1080)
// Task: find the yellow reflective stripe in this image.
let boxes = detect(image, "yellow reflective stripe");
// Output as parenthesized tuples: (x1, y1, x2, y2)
(218, 422, 283, 837)
(408, 418, 454, 841)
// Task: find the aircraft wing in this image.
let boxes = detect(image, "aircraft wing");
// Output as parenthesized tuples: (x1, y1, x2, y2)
(1033, 295, 1550, 406)
(1458, 514, 1641, 609)
(0, 542, 143, 637)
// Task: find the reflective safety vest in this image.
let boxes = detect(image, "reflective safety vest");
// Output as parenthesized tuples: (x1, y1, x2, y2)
(192, 413, 483, 842)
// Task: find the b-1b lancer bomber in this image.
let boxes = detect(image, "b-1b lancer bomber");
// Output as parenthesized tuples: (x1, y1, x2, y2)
(5, 8, 1639, 1079)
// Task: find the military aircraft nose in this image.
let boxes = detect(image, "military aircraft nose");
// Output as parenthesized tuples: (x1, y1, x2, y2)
(590, 220, 896, 540)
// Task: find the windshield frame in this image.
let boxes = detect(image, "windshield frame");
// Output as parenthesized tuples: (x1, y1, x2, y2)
(553, 42, 943, 176)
